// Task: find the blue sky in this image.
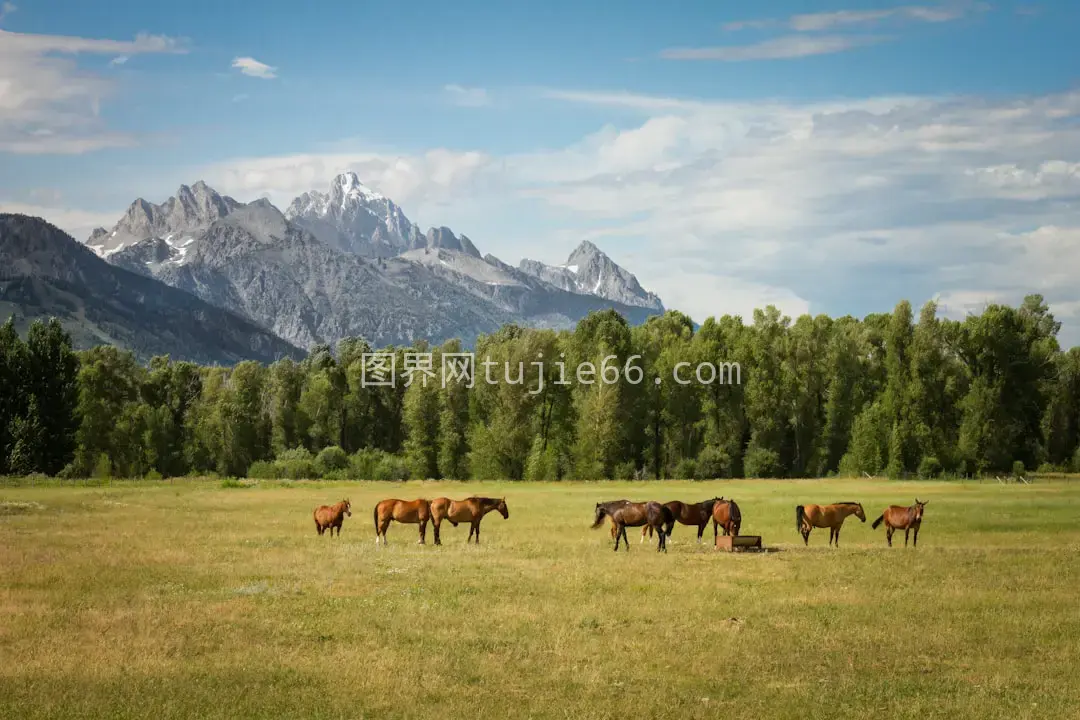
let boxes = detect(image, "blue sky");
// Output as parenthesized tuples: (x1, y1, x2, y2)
(2, 0, 1080, 341)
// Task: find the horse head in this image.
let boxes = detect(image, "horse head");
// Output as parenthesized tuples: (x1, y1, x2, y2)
(913, 498, 927, 521)
(855, 503, 866, 522)
(497, 497, 509, 519)
(591, 503, 606, 528)
(343, 499, 352, 516)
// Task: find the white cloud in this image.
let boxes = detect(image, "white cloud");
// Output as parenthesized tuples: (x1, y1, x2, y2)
(0, 200, 121, 241)
(724, 2, 990, 33)
(0, 2, 16, 23)
(661, 34, 883, 61)
(0, 29, 185, 154)
(231, 56, 276, 79)
(189, 84, 1080, 341)
(109, 55, 128, 66)
(443, 84, 490, 107)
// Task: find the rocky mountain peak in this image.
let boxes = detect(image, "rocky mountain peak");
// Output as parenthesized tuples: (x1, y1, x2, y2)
(425, 226, 481, 258)
(518, 241, 664, 312)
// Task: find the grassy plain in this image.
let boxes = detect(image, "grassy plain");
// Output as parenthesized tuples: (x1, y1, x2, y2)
(1, 477, 1079, 719)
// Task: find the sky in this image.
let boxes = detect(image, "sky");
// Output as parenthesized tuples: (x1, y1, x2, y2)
(2, 0, 1080, 341)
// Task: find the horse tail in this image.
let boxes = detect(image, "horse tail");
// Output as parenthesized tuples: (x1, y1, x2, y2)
(373, 504, 379, 533)
(871, 514, 884, 529)
(795, 505, 805, 533)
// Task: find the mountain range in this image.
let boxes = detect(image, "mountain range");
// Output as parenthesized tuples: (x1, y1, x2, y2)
(1, 172, 665, 362)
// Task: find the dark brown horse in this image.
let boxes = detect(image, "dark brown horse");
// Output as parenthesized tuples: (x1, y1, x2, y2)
(373, 498, 431, 545)
(430, 496, 509, 545)
(640, 498, 724, 544)
(711, 498, 742, 539)
(313, 499, 351, 537)
(796, 502, 866, 547)
(871, 499, 928, 547)
(592, 500, 675, 552)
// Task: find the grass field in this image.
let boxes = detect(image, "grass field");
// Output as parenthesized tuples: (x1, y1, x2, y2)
(2, 478, 1079, 719)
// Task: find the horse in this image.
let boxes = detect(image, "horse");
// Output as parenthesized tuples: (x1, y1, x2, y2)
(313, 499, 351, 537)
(430, 496, 509, 545)
(712, 498, 742, 539)
(640, 498, 724, 544)
(795, 502, 866, 547)
(592, 501, 675, 552)
(871, 499, 928, 547)
(373, 498, 431, 545)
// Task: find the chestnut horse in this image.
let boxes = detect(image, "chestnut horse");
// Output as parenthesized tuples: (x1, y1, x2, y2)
(640, 498, 724, 544)
(871, 499, 927, 547)
(313, 499, 351, 537)
(795, 502, 866, 546)
(373, 498, 431, 545)
(430, 496, 509, 545)
(712, 498, 742, 539)
(592, 500, 675, 552)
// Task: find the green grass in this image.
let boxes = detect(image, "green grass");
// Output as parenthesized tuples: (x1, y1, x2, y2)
(2, 478, 1079, 719)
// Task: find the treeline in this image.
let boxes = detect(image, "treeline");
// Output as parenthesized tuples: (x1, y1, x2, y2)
(1, 294, 1078, 480)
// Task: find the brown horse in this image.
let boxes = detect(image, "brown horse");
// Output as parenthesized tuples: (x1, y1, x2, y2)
(373, 498, 431, 545)
(313, 499, 351, 537)
(871, 499, 928, 547)
(795, 502, 866, 546)
(640, 498, 724, 544)
(592, 500, 675, 552)
(430, 496, 509, 545)
(712, 498, 742, 539)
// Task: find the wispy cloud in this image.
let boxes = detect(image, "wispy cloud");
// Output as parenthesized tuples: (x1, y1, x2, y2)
(109, 56, 128, 66)
(231, 56, 277, 79)
(724, 2, 990, 33)
(0, 29, 186, 154)
(661, 34, 883, 61)
(198, 86, 1080, 339)
(0, 2, 16, 24)
(443, 84, 490, 107)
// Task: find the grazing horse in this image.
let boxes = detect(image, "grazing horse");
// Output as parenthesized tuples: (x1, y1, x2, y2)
(373, 498, 431, 545)
(313, 499, 351, 537)
(871, 499, 928, 547)
(795, 502, 866, 546)
(712, 498, 742, 539)
(430, 496, 509, 545)
(640, 498, 724, 544)
(592, 501, 675, 552)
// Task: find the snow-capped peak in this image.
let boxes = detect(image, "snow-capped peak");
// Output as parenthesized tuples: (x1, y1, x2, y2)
(336, 172, 383, 202)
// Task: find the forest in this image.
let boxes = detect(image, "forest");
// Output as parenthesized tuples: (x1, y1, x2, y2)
(1, 294, 1078, 481)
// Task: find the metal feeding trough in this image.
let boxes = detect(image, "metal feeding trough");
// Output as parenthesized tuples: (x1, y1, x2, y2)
(715, 534, 763, 552)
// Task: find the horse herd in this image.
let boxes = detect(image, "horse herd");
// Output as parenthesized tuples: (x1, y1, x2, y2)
(313, 494, 930, 551)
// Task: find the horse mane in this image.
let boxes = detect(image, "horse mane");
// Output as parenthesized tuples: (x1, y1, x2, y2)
(835, 501, 862, 507)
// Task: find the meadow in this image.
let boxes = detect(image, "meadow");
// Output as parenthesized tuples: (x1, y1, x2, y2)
(1, 477, 1078, 719)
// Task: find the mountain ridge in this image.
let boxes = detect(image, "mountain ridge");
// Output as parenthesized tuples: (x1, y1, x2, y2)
(81, 175, 666, 351)
(1, 213, 304, 364)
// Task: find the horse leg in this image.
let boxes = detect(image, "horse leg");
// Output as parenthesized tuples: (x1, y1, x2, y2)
(834, 527, 840, 548)
(432, 518, 441, 546)
(904, 528, 909, 547)
(621, 525, 629, 551)
(418, 520, 427, 545)
(474, 521, 481, 545)
(613, 522, 622, 551)
(886, 526, 893, 547)
(801, 527, 810, 546)
(913, 526, 919, 547)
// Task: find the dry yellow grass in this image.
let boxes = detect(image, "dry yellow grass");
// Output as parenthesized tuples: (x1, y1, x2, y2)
(1, 478, 1079, 719)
